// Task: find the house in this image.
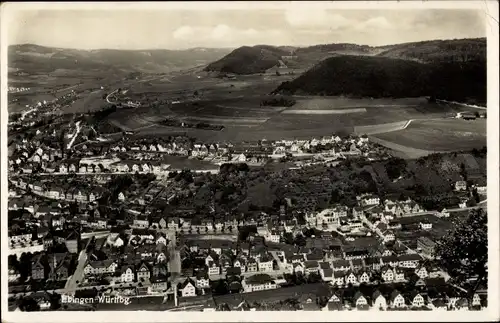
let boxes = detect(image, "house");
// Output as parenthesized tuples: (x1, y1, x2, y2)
(419, 221, 432, 230)
(372, 290, 387, 310)
(246, 259, 258, 273)
(415, 266, 429, 279)
(31, 292, 52, 310)
(133, 216, 149, 228)
(8, 264, 21, 282)
(394, 268, 406, 281)
(120, 266, 135, 283)
(179, 278, 197, 297)
(432, 299, 448, 311)
(241, 274, 277, 293)
(455, 181, 467, 191)
(471, 293, 482, 308)
(383, 230, 395, 242)
(320, 268, 334, 282)
(47, 253, 71, 281)
(407, 291, 426, 308)
(258, 255, 274, 272)
(353, 291, 369, 309)
(417, 237, 437, 259)
(84, 259, 118, 276)
(364, 257, 383, 271)
(389, 290, 406, 308)
(65, 230, 79, 253)
(345, 271, 358, 285)
(331, 271, 345, 286)
(358, 271, 371, 284)
(438, 208, 450, 218)
(398, 254, 422, 268)
(357, 194, 380, 206)
(31, 256, 46, 280)
(265, 231, 281, 244)
(331, 260, 350, 272)
(293, 263, 305, 275)
(156, 233, 167, 245)
(381, 266, 394, 282)
(195, 272, 210, 289)
(208, 262, 221, 277)
(136, 263, 151, 281)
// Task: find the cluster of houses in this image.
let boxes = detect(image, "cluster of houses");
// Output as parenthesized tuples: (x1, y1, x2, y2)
(9, 177, 105, 203)
(8, 86, 31, 93)
(8, 225, 80, 258)
(219, 281, 485, 311)
(270, 135, 376, 157)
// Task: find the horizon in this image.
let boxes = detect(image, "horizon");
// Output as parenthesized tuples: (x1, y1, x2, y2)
(7, 8, 486, 50)
(9, 36, 487, 52)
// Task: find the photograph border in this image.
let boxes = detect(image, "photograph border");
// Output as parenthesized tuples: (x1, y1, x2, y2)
(1, 1, 498, 322)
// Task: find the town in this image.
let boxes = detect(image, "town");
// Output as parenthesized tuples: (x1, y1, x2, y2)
(7, 91, 488, 312)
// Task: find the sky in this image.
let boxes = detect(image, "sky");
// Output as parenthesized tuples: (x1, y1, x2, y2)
(7, 6, 487, 50)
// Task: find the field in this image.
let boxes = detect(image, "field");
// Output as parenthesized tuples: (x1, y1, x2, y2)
(104, 83, 485, 145)
(11, 64, 485, 157)
(372, 119, 486, 156)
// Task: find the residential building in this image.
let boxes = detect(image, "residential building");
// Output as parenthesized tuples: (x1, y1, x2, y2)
(179, 278, 197, 297)
(242, 274, 277, 293)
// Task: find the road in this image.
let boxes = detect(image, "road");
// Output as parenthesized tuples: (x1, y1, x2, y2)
(67, 120, 82, 150)
(436, 99, 487, 110)
(65, 250, 88, 291)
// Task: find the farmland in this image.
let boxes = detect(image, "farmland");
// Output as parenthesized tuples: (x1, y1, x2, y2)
(102, 71, 486, 148)
(372, 119, 486, 153)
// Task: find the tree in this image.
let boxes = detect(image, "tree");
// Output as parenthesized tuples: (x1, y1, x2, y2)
(435, 209, 487, 303)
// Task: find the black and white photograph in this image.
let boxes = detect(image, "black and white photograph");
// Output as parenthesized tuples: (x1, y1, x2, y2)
(1, 1, 498, 322)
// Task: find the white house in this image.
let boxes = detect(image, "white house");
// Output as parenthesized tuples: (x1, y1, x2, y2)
(180, 279, 197, 297)
(390, 291, 406, 308)
(372, 290, 388, 310)
(241, 274, 277, 293)
(120, 266, 135, 283)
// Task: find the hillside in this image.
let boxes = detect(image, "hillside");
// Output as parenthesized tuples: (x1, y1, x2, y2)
(204, 38, 486, 75)
(272, 55, 486, 105)
(204, 45, 290, 75)
(204, 43, 374, 75)
(8, 44, 233, 74)
(376, 38, 486, 63)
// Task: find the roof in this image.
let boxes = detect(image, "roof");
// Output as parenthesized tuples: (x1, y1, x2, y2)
(332, 260, 350, 268)
(398, 254, 422, 262)
(304, 260, 319, 269)
(322, 268, 334, 277)
(245, 274, 274, 285)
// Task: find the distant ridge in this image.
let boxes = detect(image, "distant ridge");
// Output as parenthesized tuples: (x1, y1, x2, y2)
(8, 44, 233, 74)
(204, 38, 486, 75)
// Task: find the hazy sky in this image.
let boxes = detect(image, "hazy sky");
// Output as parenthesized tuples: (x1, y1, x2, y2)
(8, 7, 486, 50)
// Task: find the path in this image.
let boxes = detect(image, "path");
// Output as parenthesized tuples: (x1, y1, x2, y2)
(67, 121, 82, 150)
(65, 249, 88, 291)
(436, 99, 487, 110)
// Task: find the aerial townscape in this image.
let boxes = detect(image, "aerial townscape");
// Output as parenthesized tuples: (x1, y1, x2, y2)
(5, 6, 489, 315)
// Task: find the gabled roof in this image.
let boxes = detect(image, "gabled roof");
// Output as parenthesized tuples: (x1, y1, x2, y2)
(180, 277, 196, 289)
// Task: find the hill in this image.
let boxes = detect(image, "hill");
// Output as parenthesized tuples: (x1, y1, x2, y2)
(204, 45, 290, 75)
(204, 43, 374, 75)
(272, 55, 486, 105)
(376, 38, 486, 63)
(8, 44, 233, 75)
(204, 38, 486, 75)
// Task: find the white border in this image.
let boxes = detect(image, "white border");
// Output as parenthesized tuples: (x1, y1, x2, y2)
(1, 1, 499, 322)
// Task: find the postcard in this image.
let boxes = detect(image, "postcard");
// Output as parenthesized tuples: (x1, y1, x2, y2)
(1, 1, 498, 322)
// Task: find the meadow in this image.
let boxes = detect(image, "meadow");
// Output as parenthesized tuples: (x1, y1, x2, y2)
(373, 119, 486, 153)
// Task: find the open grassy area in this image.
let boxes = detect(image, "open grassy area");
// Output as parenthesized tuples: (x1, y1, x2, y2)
(373, 118, 486, 152)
